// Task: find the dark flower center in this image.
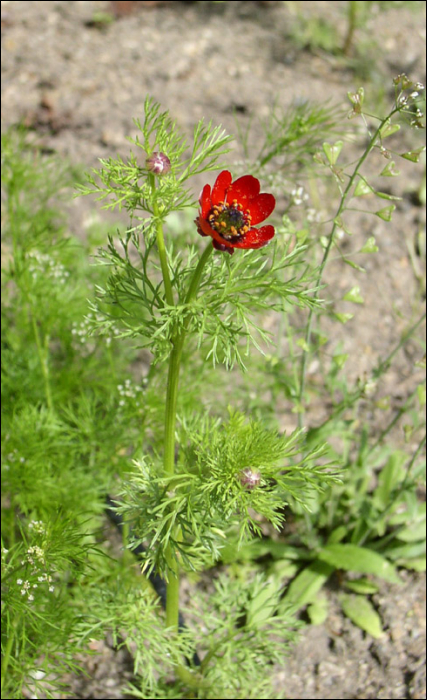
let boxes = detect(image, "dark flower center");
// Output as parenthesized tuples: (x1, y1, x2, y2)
(208, 199, 252, 242)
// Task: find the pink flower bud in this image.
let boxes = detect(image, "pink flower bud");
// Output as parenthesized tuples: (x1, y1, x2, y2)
(146, 152, 171, 175)
(239, 467, 261, 490)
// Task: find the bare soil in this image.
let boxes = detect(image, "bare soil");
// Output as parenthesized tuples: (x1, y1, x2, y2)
(2, 1, 426, 698)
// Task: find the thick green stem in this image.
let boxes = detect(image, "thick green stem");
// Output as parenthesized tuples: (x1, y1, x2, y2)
(163, 243, 213, 634)
(163, 334, 186, 478)
(150, 175, 175, 307)
(298, 110, 399, 427)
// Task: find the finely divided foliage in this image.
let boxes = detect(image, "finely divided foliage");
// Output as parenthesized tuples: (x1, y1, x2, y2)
(2, 70, 425, 700)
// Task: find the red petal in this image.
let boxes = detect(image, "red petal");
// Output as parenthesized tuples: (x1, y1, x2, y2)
(197, 215, 217, 238)
(226, 175, 260, 207)
(247, 193, 276, 225)
(213, 239, 234, 254)
(233, 225, 275, 249)
(211, 170, 232, 205)
(199, 184, 212, 218)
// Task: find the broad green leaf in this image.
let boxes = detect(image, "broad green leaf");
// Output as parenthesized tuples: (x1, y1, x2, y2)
(388, 500, 425, 527)
(269, 560, 300, 581)
(327, 525, 347, 544)
(343, 286, 364, 304)
(318, 544, 401, 583)
(373, 452, 406, 508)
(360, 237, 379, 253)
(307, 594, 329, 625)
(385, 541, 426, 561)
(375, 205, 396, 221)
(323, 141, 344, 165)
(340, 594, 384, 638)
(281, 561, 334, 609)
(417, 384, 426, 406)
(221, 539, 308, 563)
(396, 519, 426, 543)
(396, 557, 426, 572)
(345, 578, 379, 595)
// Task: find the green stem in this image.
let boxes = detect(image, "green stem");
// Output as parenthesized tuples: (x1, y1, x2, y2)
(31, 312, 53, 411)
(1, 614, 20, 694)
(163, 334, 186, 478)
(307, 311, 426, 438)
(163, 243, 213, 635)
(150, 175, 175, 307)
(372, 380, 425, 451)
(297, 109, 399, 427)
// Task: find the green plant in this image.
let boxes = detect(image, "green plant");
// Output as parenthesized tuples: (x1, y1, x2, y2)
(226, 74, 426, 638)
(1, 69, 425, 698)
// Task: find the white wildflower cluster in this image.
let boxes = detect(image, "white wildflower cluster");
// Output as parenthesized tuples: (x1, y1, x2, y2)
(291, 185, 309, 206)
(71, 314, 96, 346)
(28, 251, 70, 285)
(234, 161, 323, 230)
(24, 545, 46, 568)
(105, 326, 121, 347)
(28, 520, 46, 535)
(15, 521, 56, 602)
(306, 208, 323, 224)
(16, 579, 35, 600)
(117, 378, 144, 409)
(1, 547, 10, 572)
(16, 572, 55, 602)
(72, 313, 121, 350)
(2, 449, 25, 471)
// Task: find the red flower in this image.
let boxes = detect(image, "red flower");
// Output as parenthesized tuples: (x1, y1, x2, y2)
(195, 170, 275, 255)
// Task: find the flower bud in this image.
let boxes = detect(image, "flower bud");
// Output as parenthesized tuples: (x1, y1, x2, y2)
(239, 467, 261, 490)
(146, 152, 171, 175)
